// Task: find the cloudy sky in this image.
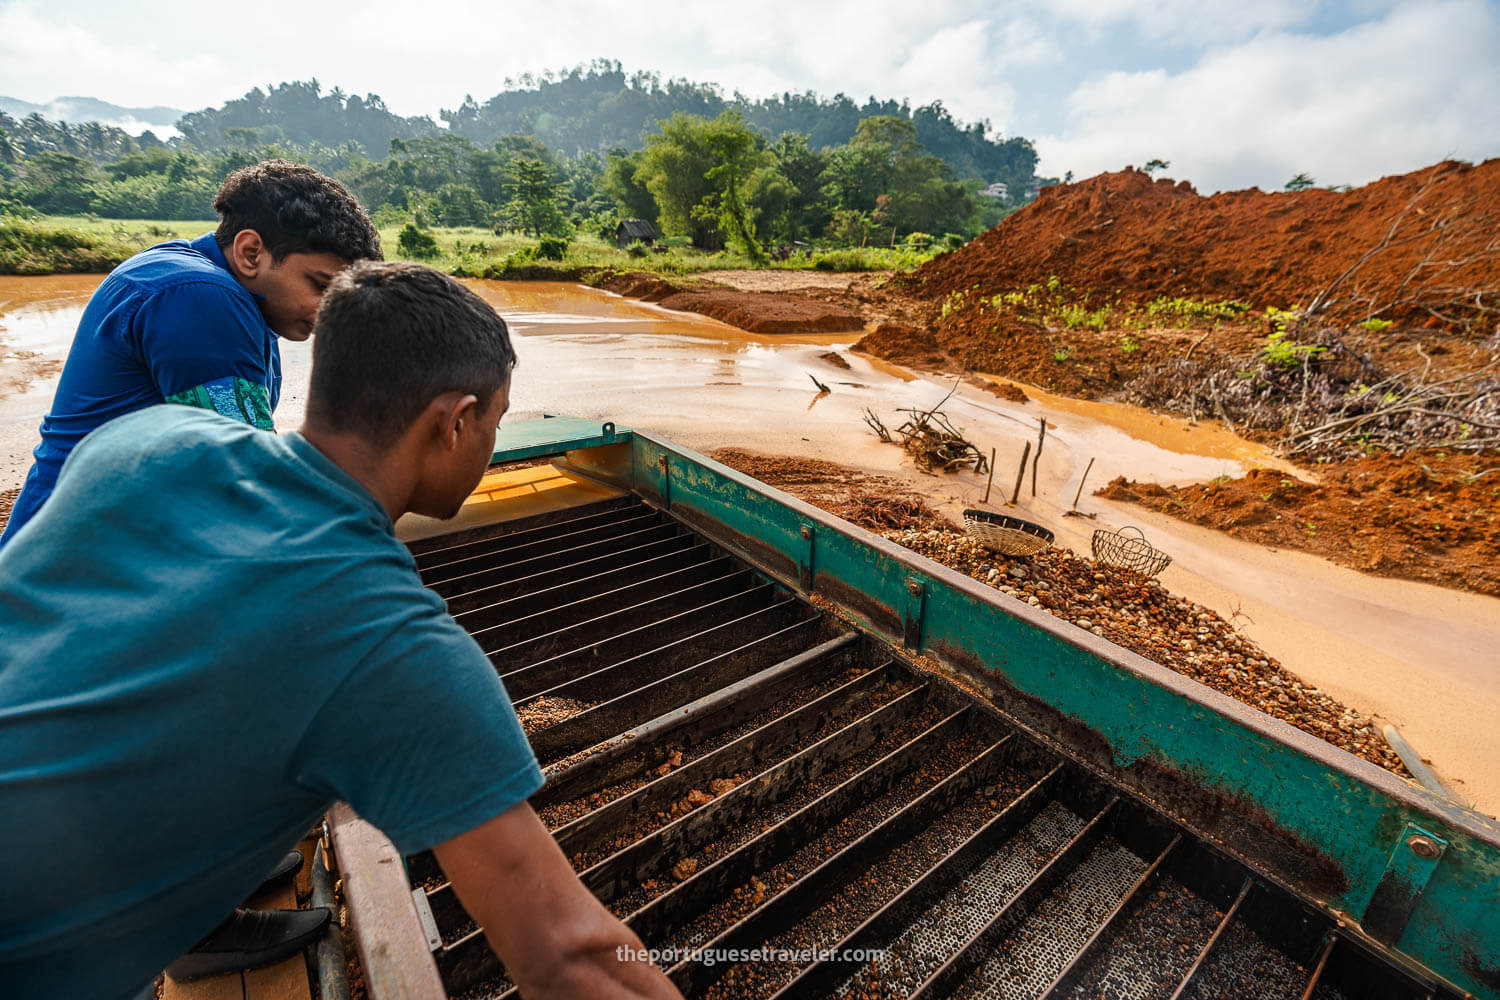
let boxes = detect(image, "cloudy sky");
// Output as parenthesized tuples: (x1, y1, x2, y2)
(1, 0, 1496, 193)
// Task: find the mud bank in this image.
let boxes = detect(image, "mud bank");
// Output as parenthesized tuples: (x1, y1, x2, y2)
(601, 272, 864, 333)
(1100, 451, 1500, 597)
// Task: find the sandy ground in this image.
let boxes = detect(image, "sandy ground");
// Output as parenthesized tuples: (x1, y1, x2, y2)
(691, 269, 879, 292)
(4, 276, 1497, 814)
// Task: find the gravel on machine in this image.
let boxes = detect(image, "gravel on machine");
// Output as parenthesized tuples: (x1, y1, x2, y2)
(880, 528, 1407, 776)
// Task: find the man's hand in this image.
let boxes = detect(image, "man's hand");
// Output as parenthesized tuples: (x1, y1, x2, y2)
(433, 802, 682, 1000)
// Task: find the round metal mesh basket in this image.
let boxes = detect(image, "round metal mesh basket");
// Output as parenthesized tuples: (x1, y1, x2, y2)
(963, 509, 1055, 557)
(1092, 525, 1172, 576)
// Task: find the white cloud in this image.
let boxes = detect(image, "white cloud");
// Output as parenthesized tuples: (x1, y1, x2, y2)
(1036, 0, 1500, 192)
(1041, 0, 1319, 42)
(0, 4, 220, 108)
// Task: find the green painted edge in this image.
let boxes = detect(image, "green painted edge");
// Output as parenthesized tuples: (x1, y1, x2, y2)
(490, 414, 632, 464)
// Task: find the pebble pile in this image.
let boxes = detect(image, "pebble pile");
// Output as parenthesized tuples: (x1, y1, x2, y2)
(881, 528, 1408, 775)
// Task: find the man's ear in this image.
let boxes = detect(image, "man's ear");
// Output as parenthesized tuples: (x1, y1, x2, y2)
(230, 229, 269, 279)
(438, 393, 481, 450)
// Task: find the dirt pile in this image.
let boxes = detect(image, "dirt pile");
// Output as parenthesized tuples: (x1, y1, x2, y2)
(713, 447, 1407, 774)
(909, 159, 1500, 334)
(602, 272, 864, 334)
(853, 322, 945, 366)
(884, 527, 1407, 775)
(710, 449, 953, 533)
(1098, 451, 1500, 596)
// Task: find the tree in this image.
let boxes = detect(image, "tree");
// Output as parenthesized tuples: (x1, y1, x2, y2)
(823, 116, 974, 244)
(1285, 173, 1316, 192)
(17, 151, 96, 214)
(1143, 158, 1169, 176)
(504, 157, 569, 237)
(700, 112, 766, 262)
(602, 148, 657, 224)
(635, 113, 725, 249)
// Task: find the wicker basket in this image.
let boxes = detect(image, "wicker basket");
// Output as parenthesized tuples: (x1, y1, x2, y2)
(1092, 525, 1172, 576)
(963, 509, 1054, 557)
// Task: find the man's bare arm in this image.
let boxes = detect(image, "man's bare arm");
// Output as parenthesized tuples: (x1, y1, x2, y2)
(433, 801, 682, 999)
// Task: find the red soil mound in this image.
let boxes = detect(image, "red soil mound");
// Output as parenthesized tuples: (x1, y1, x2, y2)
(912, 159, 1500, 333)
(602, 272, 864, 333)
(1098, 451, 1500, 596)
(603, 273, 677, 302)
(852, 322, 945, 366)
(656, 288, 864, 333)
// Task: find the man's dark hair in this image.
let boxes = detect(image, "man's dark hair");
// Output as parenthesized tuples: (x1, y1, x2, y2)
(308, 261, 516, 447)
(213, 159, 382, 263)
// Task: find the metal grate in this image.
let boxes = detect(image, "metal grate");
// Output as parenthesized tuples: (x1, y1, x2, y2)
(391, 494, 1467, 1000)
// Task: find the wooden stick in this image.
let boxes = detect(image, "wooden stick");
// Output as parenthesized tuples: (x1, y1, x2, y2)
(983, 447, 997, 503)
(1030, 419, 1046, 497)
(1072, 457, 1096, 510)
(1010, 441, 1031, 505)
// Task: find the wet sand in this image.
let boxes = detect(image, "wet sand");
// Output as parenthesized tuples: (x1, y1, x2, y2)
(4, 276, 1496, 813)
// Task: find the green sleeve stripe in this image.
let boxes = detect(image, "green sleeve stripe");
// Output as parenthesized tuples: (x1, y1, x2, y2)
(165, 376, 273, 430)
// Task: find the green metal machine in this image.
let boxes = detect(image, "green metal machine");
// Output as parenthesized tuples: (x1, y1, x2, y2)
(335, 416, 1500, 1000)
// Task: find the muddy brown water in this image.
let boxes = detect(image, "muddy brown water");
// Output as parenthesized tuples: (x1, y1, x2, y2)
(3, 276, 1497, 814)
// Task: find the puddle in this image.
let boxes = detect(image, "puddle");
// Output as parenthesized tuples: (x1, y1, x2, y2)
(972, 372, 1300, 476)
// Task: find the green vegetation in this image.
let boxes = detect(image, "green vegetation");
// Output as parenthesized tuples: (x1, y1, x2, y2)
(1360, 317, 1394, 332)
(941, 278, 1251, 335)
(0, 216, 143, 273)
(0, 67, 1047, 275)
(1261, 330, 1327, 369)
(396, 223, 440, 259)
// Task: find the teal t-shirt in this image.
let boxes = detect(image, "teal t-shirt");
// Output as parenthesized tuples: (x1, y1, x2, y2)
(0, 406, 543, 1000)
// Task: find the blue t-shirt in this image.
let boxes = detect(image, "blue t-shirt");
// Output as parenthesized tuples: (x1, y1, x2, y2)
(0, 233, 282, 547)
(0, 407, 543, 1000)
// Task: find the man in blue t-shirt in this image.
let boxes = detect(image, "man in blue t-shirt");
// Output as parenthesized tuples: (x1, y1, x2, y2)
(0, 158, 381, 548)
(0, 262, 680, 1000)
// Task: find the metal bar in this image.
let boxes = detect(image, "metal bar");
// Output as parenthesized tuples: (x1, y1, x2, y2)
(1038, 834, 1185, 999)
(1299, 934, 1337, 1000)
(669, 734, 1016, 998)
(514, 599, 809, 710)
(447, 533, 696, 618)
(551, 661, 895, 857)
(310, 840, 352, 1000)
(471, 554, 735, 648)
(536, 652, 894, 810)
(405, 493, 634, 558)
(494, 583, 777, 697)
(488, 569, 754, 662)
(452, 541, 710, 631)
(420, 509, 663, 585)
(768, 763, 1065, 1000)
(410, 497, 641, 569)
(907, 796, 1122, 1000)
(429, 522, 682, 599)
(622, 703, 963, 946)
(1166, 876, 1255, 1000)
(527, 616, 833, 763)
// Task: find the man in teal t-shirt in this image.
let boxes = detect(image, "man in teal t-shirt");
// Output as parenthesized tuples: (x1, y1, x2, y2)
(0, 263, 680, 1000)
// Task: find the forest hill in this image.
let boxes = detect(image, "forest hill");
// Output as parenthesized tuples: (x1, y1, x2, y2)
(0, 67, 1043, 256)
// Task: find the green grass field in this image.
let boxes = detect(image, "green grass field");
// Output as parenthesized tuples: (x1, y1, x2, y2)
(5, 216, 938, 279)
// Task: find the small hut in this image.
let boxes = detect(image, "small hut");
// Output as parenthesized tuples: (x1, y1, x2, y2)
(615, 219, 659, 249)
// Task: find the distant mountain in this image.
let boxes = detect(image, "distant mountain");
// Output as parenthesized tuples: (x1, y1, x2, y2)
(0, 95, 184, 136)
